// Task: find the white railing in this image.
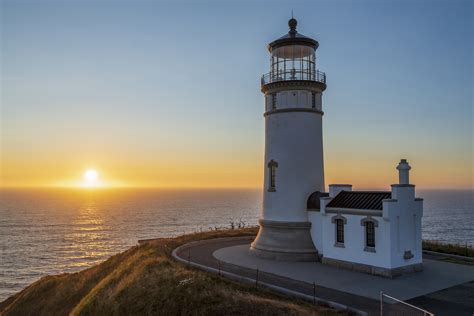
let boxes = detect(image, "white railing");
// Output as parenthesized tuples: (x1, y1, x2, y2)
(261, 69, 326, 85)
(380, 291, 434, 316)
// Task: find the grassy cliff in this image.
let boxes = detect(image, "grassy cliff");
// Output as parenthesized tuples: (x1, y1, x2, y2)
(423, 240, 474, 258)
(0, 228, 344, 316)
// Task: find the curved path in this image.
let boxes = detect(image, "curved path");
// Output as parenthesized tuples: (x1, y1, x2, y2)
(173, 237, 474, 316)
(174, 237, 385, 315)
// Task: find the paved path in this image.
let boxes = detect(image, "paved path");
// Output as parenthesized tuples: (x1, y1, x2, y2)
(215, 244, 474, 301)
(175, 237, 474, 315)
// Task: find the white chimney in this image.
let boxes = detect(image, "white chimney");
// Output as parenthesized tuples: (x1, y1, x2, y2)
(396, 159, 411, 185)
(328, 184, 352, 197)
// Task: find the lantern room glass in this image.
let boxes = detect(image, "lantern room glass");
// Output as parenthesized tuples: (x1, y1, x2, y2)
(270, 45, 315, 81)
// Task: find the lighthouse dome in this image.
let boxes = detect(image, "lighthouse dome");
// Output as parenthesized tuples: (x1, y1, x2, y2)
(268, 18, 319, 52)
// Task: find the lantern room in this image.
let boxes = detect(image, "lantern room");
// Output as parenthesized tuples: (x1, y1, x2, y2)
(261, 18, 326, 85)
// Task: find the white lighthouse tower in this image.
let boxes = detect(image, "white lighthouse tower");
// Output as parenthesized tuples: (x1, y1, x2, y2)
(250, 18, 327, 261)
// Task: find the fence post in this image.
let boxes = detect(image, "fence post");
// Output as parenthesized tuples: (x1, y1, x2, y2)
(380, 291, 383, 316)
(218, 260, 221, 276)
(313, 282, 316, 305)
(187, 250, 191, 268)
(256, 267, 259, 288)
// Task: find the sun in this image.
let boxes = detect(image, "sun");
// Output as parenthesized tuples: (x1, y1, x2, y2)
(83, 169, 99, 187)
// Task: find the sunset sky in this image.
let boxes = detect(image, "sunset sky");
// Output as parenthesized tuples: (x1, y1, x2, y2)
(1, 0, 472, 189)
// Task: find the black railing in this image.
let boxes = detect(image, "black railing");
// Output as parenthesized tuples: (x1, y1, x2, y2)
(261, 69, 326, 85)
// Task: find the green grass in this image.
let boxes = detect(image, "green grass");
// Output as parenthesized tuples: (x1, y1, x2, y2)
(0, 228, 347, 316)
(423, 240, 474, 258)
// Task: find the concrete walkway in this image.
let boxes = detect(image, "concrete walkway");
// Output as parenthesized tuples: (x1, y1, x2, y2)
(174, 236, 474, 315)
(214, 244, 474, 301)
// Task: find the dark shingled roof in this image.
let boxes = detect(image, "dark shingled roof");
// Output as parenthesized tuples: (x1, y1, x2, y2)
(326, 191, 391, 210)
(307, 191, 329, 209)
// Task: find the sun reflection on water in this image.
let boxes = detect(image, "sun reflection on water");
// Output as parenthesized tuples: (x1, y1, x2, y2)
(61, 201, 113, 268)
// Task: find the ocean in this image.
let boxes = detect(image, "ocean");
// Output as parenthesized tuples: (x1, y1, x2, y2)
(0, 188, 472, 301)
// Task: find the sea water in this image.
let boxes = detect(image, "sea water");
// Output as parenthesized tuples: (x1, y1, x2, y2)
(0, 188, 472, 301)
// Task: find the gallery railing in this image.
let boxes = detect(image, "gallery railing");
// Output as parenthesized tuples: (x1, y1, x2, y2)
(261, 69, 326, 85)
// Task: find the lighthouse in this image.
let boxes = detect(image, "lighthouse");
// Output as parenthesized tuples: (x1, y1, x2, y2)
(250, 18, 327, 261)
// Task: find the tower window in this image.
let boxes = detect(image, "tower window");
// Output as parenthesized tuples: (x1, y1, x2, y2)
(365, 222, 375, 248)
(312, 92, 316, 108)
(267, 160, 278, 192)
(271, 93, 277, 110)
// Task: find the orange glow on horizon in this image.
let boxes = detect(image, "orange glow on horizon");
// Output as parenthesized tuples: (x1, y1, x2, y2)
(0, 148, 472, 190)
(0, 160, 472, 190)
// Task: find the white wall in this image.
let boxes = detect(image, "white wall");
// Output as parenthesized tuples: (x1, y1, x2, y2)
(263, 111, 325, 222)
(308, 211, 324, 253)
(383, 185, 423, 268)
(319, 212, 391, 268)
(309, 184, 423, 271)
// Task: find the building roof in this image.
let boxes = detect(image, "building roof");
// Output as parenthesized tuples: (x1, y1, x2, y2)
(326, 191, 392, 210)
(307, 191, 330, 209)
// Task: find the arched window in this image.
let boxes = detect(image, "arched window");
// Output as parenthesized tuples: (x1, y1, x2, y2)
(336, 219, 344, 243)
(267, 160, 278, 192)
(331, 215, 347, 247)
(361, 217, 378, 252)
(272, 93, 277, 110)
(365, 222, 375, 247)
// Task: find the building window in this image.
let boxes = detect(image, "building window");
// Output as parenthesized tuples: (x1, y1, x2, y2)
(267, 160, 278, 192)
(365, 222, 375, 248)
(336, 219, 344, 243)
(331, 215, 347, 247)
(272, 93, 277, 110)
(361, 217, 378, 252)
(312, 92, 316, 108)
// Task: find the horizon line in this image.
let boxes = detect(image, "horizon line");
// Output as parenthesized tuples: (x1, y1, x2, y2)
(0, 185, 473, 191)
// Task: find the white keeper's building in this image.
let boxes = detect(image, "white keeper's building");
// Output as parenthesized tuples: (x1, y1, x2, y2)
(250, 19, 423, 278)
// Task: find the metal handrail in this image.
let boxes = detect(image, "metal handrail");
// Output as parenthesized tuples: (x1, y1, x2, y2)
(380, 291, 434, 316)
(261, 69, 326, 85)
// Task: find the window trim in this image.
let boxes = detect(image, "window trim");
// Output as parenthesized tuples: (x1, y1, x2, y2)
(331, 215, 347, 248)
(360, 217, 378, 252)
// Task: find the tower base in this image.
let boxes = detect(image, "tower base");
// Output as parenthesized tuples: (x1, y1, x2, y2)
(250, 219, 318, 261)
